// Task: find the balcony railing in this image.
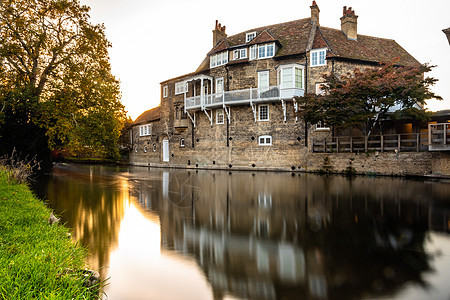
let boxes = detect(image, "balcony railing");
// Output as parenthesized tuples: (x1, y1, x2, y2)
(185, 86, 304, 110)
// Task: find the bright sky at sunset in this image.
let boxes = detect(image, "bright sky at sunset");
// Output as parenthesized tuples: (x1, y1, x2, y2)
(80, 0, 450, 120)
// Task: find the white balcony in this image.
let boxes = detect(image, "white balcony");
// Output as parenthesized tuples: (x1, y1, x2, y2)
(185, 86, 304, 110)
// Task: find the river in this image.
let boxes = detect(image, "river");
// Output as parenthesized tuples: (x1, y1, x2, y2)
(32, 163, 450, 300)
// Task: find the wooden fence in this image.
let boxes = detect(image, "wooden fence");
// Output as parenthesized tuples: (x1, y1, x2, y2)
(312, 132, 431, 153)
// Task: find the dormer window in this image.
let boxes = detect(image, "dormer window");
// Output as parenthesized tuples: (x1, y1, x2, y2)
(210, 51, 228, 68)
(310, 48, 327, 67)
(258, 43, 275, 59)
(246, 32, 256, 42)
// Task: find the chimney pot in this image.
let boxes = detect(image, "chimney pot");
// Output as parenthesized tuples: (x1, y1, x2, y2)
(310, 1, 320, 25)
(340, 6, 358, 40)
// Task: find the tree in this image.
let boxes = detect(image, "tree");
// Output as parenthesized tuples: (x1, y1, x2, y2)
(0, 0, 125, 161)
(297, 62, 441, 136)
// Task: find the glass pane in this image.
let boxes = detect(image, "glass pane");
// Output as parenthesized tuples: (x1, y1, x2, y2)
(282, 68, 293, 89)
(267, 44, 274, 57)
(295, 68, 303, 89)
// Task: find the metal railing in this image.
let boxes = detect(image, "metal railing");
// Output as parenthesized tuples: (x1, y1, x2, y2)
(185, 86, 304, 110)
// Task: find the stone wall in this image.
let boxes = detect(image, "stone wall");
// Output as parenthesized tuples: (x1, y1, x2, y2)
(304, 151, 450, 177)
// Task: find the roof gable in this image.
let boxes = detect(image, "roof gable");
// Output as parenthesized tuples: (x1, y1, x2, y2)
(133, 106, 161, 125)
(248, 30, 278, 45)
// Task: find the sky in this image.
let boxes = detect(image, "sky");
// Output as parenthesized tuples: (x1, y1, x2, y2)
(80, 0, 450, 120)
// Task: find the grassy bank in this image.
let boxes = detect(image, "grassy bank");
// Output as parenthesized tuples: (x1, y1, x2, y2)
(0, 170, 100, 299)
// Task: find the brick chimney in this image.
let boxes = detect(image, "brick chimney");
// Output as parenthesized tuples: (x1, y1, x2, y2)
(340, 6, 358, 40)
(212, 20, 227, 47)
(310, 1, 320, 25)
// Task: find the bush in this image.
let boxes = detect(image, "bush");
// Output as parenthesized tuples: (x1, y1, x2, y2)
(0, 148, 41, 184)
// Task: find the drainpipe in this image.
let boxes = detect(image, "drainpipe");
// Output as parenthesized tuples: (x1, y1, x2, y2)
(225, 65, 230, 147)
(304, 53, 308, 148)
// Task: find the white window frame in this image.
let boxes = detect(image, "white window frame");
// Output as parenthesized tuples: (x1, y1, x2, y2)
(258, 104, 269, 122)
(279, 64, 304, 89)
(215, 77, 224, 94)
(139, 124, 152, 137)
(258, 71, 269, 91)
(315, 82, 327, 95)
(258, 135, 272, 146)
(175, 82, 185, 95)
(240, 48, 247, 59)
(250, 45, 257, 60)
(315, 121, 330, 131)
(258, 43, 275, 59)
(180, 138, 185, 148)
(163, 85, 168, 98)
(246, 32, 257, 43)
(216, 108, 224, 124)
(310, 48, 327, 67)
(210, 51, 228, 68)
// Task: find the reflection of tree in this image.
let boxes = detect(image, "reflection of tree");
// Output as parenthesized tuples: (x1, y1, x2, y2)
(32, 165, 127, 278)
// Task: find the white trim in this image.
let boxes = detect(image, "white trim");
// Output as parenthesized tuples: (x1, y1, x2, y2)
(163, 85, 168, 98)
(315, 121, 330, 131)
(258, 71, 269, 91)
(210, 51, 228, 68)
(246, 32, 257, 43)
(249, 45, 257, 60)
(258, 43, 275, 59)
(258, 104, 269, 122)
(175, 81, 185, 95)
(215, 77, 224, 94)
(216, 108, 224, 124)
(180, 138, 185, 148)
(162, 139, 169, 162)
(258, 135, 272, 146)
(139, 124, 152, 136)
(310, 48, 327, 67)
(278, 64, 304, 90)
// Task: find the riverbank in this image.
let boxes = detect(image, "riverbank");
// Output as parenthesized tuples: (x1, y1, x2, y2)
(0, 170, 100, 299)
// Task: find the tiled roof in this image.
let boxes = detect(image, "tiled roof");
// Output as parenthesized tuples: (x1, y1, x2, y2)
(318, 27, 421, 67)
(198, 17, 420, 71)
(133, 106, 160, 125)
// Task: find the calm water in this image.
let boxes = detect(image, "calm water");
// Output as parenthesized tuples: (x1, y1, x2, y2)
(32, 163, 450, 300)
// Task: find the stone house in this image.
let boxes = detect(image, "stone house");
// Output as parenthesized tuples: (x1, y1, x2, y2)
(130, 1, 421, 170)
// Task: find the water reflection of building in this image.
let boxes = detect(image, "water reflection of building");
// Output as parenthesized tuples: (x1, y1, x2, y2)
(131, 170, 450, 300)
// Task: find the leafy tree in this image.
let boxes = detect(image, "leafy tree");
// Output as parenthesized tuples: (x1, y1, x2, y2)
(297, 62, 441, 136)
(0, 0, 125, 161)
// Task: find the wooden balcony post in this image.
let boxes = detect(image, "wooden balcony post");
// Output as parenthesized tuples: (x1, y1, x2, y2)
(380, 135, 384, 152)
(398, 134, 401, 152)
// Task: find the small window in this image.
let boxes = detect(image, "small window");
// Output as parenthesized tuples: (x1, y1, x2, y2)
(310, 48, 327, 67)
(258, 43, 275, 59)
(246, 32, 257, 42)
(153, 143, 156, 152)
(233, 48, 248, 60)
(139, 124, 152, 136)
(315, 121, 330, 131)
(258, 104, 269, 121)
(216, 109, 224, 124)
(210, 51, 228, 68)
(134, 145, 138, 153)
(215, 77, 224, 94)
(315, 83, 327, 95)
(180, 138, 185, 148)
(258, 135, 272, 146)
(163, 85, 168, 98)
(175, 82, 185, 95)
(249, 45, 257, 60)
(144, 145, 147, 153)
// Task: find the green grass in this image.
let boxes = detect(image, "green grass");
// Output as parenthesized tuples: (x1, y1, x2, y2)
(0, 170, 100, 299)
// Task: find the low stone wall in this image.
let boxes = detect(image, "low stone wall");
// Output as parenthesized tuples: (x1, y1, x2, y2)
(304, 151, 450, 177)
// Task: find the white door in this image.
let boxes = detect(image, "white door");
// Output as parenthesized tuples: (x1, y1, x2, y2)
(163, 139, 169, 162)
